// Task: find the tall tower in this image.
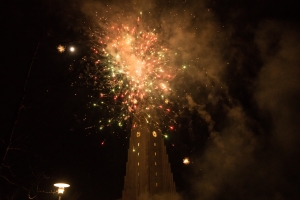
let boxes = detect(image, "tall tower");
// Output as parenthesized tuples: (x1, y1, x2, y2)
(122, 116, 176, 200)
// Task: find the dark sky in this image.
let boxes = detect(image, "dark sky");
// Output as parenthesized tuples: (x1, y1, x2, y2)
(1, 0, 300, 199)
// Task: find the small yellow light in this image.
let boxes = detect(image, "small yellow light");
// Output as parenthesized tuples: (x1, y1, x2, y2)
(54, 183, 70, 194)
(58, 188, 64, 194)
(183, 157, 190, 165)
(57, 45, 65, 53)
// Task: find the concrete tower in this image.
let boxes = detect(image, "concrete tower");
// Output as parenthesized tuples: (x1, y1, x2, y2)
(122, 117, 176, 200)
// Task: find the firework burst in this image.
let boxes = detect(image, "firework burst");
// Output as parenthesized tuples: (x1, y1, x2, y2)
(81, 14, 180, 133)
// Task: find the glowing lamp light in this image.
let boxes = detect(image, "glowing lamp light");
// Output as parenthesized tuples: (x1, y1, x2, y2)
(58, 188, 64, 194)
(69, 46, 75, 52)
(183, 157, 190, 165)
(54, 183, 70, 194)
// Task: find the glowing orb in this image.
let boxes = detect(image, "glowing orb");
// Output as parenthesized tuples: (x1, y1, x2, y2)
(183, 157, 190, 165)
(70, 46, 75, 52)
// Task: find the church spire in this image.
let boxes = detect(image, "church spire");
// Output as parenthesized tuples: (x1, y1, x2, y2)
(122, 118, 176, 199)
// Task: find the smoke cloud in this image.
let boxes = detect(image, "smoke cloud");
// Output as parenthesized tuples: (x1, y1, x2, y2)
(184, 10, 300, 200)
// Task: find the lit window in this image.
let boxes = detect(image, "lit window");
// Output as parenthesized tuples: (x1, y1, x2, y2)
(138, 173, 139, 176)
(154, 143, 156, 146)
(152, 131, 157, 137)
(138, 143, 139, 146)
(156, 172, 157, 176)
(156, 183, 158, 186)
(138, 152, 139, 156)
(154, 152, 156, 156)
(138, 162, 139, 166)
(137, 132, 140, 137)
(155, 162, 157, 165)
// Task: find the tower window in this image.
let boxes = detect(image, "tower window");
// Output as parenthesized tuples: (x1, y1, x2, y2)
(154, 152, 156, 156)
(138, 143, 139, 146)
(156, 172, 157, 176)
(155, 162, 157, 165)
(156, 183, 158, 187)
(138, 152, 139, 156)
(138, 172, 139, 176)
(154, 143, 156, 146)
(138, 162, 139, 166)
(152, 131, 157, 137)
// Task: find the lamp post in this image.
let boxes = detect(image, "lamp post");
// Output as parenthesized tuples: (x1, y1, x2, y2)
(54, 183, 70, 200)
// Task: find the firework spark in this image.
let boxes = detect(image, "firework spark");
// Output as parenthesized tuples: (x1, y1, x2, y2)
(57, 45, 65, 53)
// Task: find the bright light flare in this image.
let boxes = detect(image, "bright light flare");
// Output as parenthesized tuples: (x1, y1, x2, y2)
(54, 183, 70, 194)
(57, 45, 65, 53)
(70, 46, 75, 52)
(183, 157, 190, 165)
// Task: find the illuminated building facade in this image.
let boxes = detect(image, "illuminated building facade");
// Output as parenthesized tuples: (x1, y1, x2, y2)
(122, 118, 176, 200)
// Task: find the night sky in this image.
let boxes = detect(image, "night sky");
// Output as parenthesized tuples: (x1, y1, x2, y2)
(1, 0, 300, 199)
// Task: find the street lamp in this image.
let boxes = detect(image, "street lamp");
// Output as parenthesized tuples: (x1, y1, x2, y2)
(54, 183, 70, 200)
